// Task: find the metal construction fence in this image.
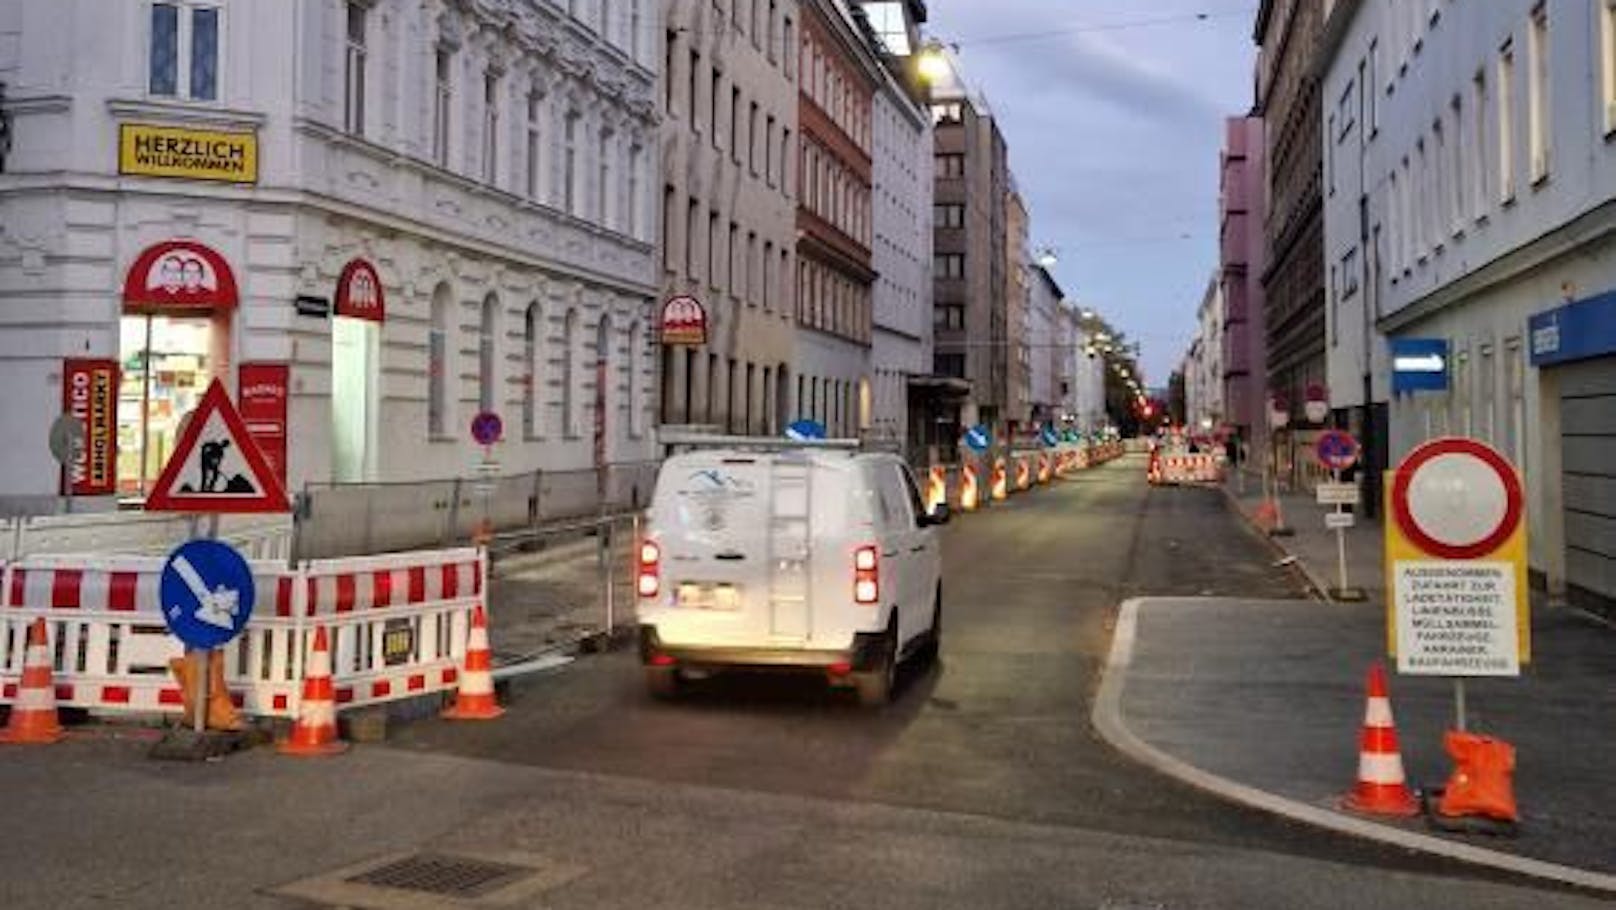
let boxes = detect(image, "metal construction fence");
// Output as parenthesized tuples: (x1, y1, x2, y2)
(0, 462, 660, 563)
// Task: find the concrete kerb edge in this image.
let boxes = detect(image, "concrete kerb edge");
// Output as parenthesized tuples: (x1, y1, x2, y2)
(1092, 597, 1616, 896)
(1218, 484, 1331, 602)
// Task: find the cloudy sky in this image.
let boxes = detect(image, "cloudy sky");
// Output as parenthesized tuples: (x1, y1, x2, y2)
(925, 1, 1260, 385)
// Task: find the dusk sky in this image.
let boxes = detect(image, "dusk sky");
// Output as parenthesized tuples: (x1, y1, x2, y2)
(924, 1, 1260, 386)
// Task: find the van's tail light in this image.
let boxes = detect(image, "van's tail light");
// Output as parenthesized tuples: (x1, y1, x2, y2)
(637, 540, 661, 599)
(853, 545, 879, 605)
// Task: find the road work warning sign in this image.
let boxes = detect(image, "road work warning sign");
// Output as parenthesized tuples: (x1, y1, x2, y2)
(1393, 562, 1519, 676)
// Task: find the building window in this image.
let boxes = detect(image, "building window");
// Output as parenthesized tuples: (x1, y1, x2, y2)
(768, 0, 778, 62)
(564, 111, 581, 215)
(628, 144, 643, 238)
(344, 2, 366, 134)
(765, 114, 776, 185)
(728, 221, 740, 298)
(428, 284, 451, 437)
(748, 101, 759, 175)
(689, 49, 702, 134)
(731, 87, 743, 165)
(931, 102, 961, 125)
(664, 29, 677, 113)
(1528, 5, 1549, 183)
(434, 48, 453, 166)
(148, 3, 221, 101)
(482, 72, 500, 185)
(630, 0, 643, 60)
(781, 128, 792, 197)
(662, 184, 676, 270)
(935, 153, 964, 178)
(934, 203, 964, 228)
(746, 231, 758, 304)
(1472, 71, 1489, 219)
(783, 16, 795, 80)
(479, 293, 500, 413)
(1604, 0, 1616, 134)
(525, 88, 544, 199)
(1368, 40, 1380, 135)
(1449, 96, 1465, 233)
(687, 197, 701, 279)
(711, 67, 723, 150)
(934, 253, 964, 278)
(1498, 41, 1517, 200)
(523, 302, 542, 438)
(598, 130, 614, 226)
(934, 305, 965, 330)
(562, 309, 579, 437)
(708, 211, 721, 289)
(762, 240, 774, 311)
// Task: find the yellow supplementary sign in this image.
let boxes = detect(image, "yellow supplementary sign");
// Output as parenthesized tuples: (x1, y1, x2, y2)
(1385, 471, 1531, 672)
(118, 124, 258, 184)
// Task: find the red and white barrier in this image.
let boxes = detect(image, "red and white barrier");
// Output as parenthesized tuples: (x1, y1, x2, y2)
(0, 547, 484, 720)
(1149, 454, 1223, 485)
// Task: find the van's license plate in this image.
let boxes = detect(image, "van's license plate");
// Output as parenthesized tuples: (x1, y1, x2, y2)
(677, 583, 740, 611)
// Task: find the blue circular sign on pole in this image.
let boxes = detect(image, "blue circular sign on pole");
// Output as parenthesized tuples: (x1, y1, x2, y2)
(1315, 429, 1361, 472)
(160, 539, 256, 650)
(963, 425, 992, 454)
(470, 411, 504, 446)
(1040, 425, 1060, 448)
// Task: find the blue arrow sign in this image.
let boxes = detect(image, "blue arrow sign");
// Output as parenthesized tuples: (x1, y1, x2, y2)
(1040, 425, 1060, 448)
(786, 419, 827, 441)
(963, 425, 991, 454)
(160, 539, 256, 650)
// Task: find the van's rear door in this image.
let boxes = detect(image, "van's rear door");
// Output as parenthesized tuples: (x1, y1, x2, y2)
(655, 457, 776, 641)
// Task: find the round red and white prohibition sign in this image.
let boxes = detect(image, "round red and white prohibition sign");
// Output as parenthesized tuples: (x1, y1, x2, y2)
(1391, 437, 1523, 560)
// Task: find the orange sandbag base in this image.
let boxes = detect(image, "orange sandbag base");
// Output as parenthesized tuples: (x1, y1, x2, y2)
(1426, 730, 1521, 837)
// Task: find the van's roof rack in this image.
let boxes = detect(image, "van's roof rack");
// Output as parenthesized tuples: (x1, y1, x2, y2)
(658, 426, 862, 452)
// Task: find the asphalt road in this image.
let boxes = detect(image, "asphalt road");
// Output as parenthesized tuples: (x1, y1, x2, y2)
(5, 456, 1606, 909)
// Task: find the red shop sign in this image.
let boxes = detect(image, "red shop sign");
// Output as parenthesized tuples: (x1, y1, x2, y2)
(238, 362, 290, 495)
(61, 358, 119, 497)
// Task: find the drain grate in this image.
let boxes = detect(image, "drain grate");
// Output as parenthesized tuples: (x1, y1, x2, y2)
(345, 853, 535, 899)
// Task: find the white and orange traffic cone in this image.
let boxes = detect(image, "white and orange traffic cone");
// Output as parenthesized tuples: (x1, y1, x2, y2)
(0, 618, 64, 745)
(1342, 662, 1419, 817)
(443, 604, 504, 721)
(278, 626, 348, 757)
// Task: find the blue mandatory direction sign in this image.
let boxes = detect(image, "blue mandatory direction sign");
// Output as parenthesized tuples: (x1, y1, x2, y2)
(160, 539, 256, 650)
(1040, 425, 1060, 448)
(786, 419, 827, 441)
(964, 425, 992, 454)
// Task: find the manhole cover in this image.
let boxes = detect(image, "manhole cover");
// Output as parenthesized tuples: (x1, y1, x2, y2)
(346, 853, 532, 898)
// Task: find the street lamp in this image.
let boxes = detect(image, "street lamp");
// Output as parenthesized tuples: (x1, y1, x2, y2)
(1035, 247, 1059, 269)
(918, 41, 952, 84)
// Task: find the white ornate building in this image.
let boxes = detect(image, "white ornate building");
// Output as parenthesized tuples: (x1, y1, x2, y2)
(0, 0, 659, 514)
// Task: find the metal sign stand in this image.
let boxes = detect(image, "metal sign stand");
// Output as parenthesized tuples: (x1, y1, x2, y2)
(1332, 468, 1350, 597)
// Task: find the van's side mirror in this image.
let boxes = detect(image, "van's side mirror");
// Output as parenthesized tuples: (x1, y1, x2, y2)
(926, 504, 952, 527)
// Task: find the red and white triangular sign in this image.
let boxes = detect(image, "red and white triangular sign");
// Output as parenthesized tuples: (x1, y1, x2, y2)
(145, 379, 290, 513)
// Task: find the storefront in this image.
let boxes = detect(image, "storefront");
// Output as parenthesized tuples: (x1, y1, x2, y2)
(116, 240, 238, 500)
(331, 258, 384, 483)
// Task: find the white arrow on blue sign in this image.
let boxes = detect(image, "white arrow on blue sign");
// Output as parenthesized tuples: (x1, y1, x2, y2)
(160, 539, 256, 650)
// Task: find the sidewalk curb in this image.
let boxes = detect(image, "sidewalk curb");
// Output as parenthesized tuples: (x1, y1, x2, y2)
(1092, 597, 1616, 896)
(1218, 484, 1331, 601)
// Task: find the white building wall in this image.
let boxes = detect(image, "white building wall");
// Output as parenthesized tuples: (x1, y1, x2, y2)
(869, 72, 932, 450)
(1321, 0, 1616, 586)
(0, 0, 659, 512)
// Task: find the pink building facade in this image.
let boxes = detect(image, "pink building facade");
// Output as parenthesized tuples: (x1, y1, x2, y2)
(1218, 115, 1268, 454)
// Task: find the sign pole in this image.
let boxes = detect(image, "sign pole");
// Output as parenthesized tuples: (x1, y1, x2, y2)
(1334, 468, 1349, 595)
(1454, 678, 1468, 732)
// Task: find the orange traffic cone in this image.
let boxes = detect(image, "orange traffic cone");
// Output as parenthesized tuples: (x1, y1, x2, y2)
(0, 618, 64, 745)
(1343, 662, 1419, 817)
(443, 604, 504, 720)
(278, 626, 348, 756)
(1436, 731, 1519, 823)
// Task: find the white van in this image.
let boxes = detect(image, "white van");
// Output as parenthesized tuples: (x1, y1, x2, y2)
(635, 436, 948, 706)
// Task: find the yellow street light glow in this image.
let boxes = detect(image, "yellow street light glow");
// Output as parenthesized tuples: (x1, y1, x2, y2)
(918, 43, 951, 83)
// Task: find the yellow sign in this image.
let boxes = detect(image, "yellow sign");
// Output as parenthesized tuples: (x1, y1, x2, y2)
(1384, 445, 1531, 676)
(118, 124, 258, 184)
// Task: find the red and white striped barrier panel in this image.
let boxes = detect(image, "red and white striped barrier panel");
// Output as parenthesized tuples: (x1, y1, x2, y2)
(0, 547, 484, 719)
(1149, 454, 1223, 485)
(1014, 456, 1033, 492)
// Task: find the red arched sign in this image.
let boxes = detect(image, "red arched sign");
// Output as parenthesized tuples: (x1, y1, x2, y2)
(334, 259, 386, 322)
(1391, 437, 1524, 560)
(122, 240, 239, 314)
(659, 296, 707, 346)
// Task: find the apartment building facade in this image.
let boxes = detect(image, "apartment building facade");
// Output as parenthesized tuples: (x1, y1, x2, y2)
(1322, 0, 1616, 613)
(0, 0, 659, 513)
(658, 0, 799, 436)
(794, 0, 883, 436)
(1219, 114, 1270, 458)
